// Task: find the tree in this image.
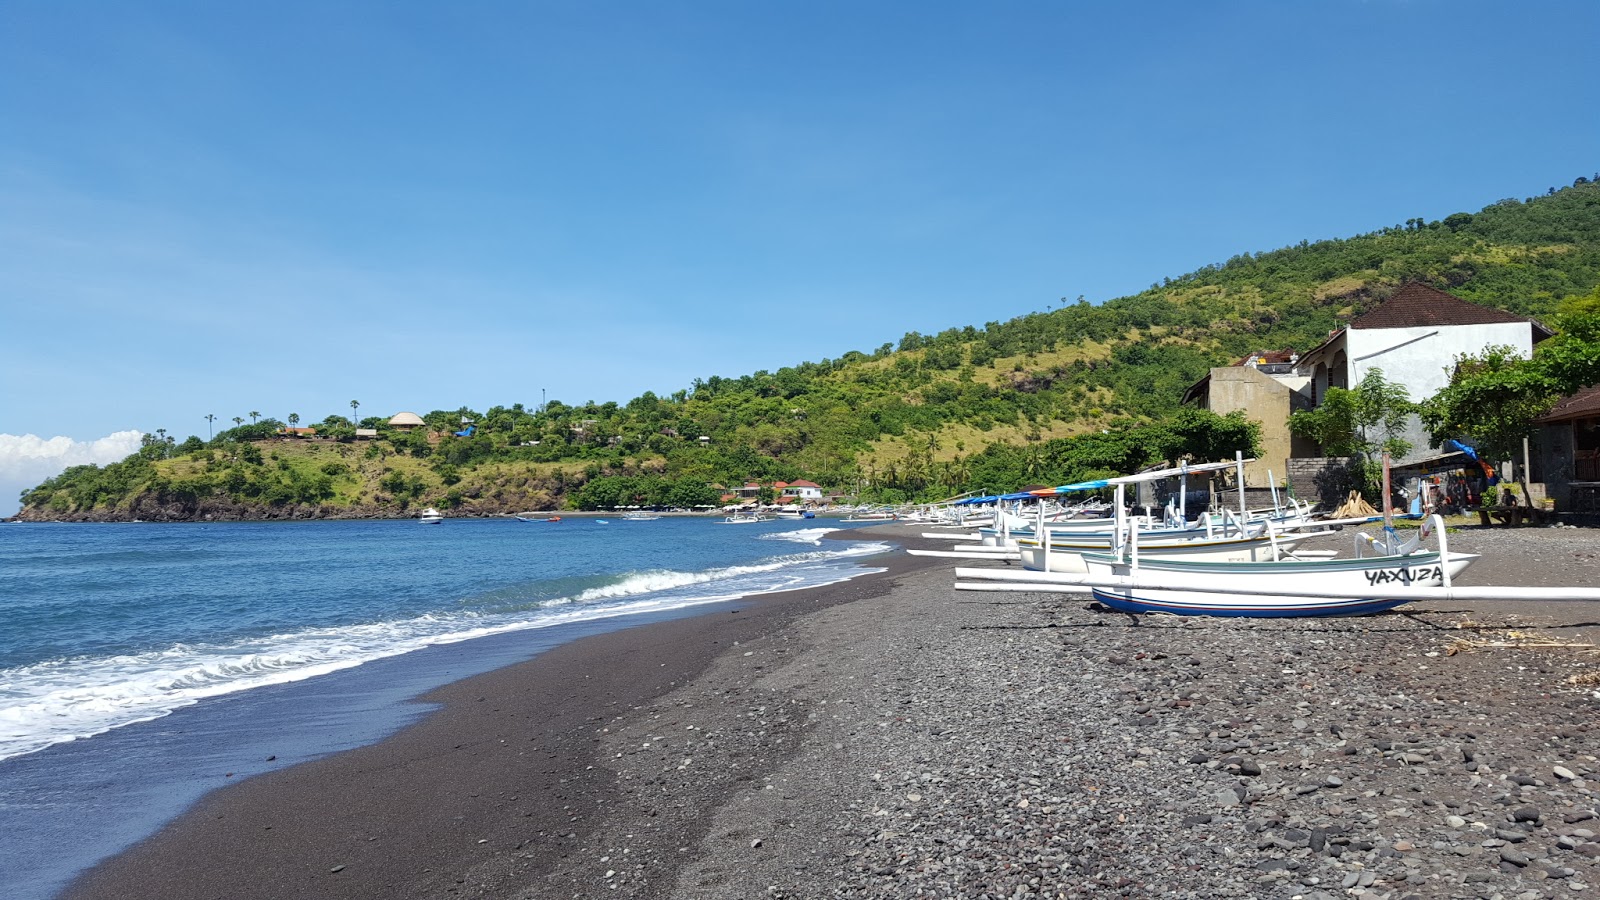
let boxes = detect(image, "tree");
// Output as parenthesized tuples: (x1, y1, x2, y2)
(1421, 344, 1552, 468)
(204, 414, 216, 439)
(288, 413, 300, 427)
(1422, 303, 1600, 470)
(232, 417, 244, 428)
(351, 400, 360, 423)
(1289, 368, 1416, 499)
(249, 411, 260, 424)
(1289, 368, 1415, 460)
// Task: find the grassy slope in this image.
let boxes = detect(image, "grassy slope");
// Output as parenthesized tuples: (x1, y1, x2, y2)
(21, 180, 1600, 517)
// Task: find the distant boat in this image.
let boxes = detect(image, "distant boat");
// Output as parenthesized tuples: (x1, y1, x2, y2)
(515, 513, 561, 523)
(841, 509, 897, 522)
(418, 508, 444, 525)
(723, 513, 766, 524)
(775, 508, 815, 520)
(622, 511, 661, 521)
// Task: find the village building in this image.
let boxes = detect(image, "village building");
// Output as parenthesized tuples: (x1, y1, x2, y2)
(1181, 349, 1317, 486)
(1182, 283, 1552, 504)
(1535, 384, 1600, 519)
(780, 479, 824, 501)
(1294, 282, 1551, 465)
(388, 412, 425, 431)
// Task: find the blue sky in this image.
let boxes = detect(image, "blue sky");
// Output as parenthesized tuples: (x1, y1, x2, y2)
(1, 1, 1597, 511)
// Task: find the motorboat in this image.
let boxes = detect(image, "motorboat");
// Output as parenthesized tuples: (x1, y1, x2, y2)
(418, 508, 443, 525)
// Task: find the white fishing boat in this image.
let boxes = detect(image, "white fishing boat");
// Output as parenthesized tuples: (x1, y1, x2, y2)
(1015, 528, 1309, 574)
(418, 508, 443, 525)
(723, 513, 766, 524)
(621, 511, 661, 521)
(775, 508, 815, 520)
(955, 453, 1600, 616)
(1068, 516, 1476, 615)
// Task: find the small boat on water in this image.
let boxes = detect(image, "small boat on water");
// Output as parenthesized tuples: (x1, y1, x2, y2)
(622, 511, 661, 521)
(515, 513, 561, 523)
(418, 508, 444, 525)
(723, 513, 766, 524)
(775, 508, 815, 520)
(841, 508, 897, 522)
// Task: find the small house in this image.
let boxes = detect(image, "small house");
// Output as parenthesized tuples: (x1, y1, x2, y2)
(388, 412, 425, 432)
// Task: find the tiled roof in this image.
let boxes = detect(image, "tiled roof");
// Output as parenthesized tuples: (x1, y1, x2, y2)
(1538, 384, 1600, 423)
(1349, 283, 1540, 330)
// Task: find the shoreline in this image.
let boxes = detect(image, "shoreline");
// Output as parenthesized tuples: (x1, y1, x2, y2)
(8, 509, 853, 524)
(59, 526, 936, 900)
(59, 525, 1600, 899)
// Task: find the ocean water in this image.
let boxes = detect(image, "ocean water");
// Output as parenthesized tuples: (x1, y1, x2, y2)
(0, 516, 890, 898)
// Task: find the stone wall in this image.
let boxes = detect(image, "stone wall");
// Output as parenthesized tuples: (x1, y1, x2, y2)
(1287, 457, 1364, 509)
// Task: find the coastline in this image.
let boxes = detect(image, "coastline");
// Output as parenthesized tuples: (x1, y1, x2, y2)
(58, 526, 936, 900)
(60, 524, 1600, 899)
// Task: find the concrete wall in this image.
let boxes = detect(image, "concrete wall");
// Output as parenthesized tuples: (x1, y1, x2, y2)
(1202, 367, 1316, 487)
(1346, 322, 1535, 403)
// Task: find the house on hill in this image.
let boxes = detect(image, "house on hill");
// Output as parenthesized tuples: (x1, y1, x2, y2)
(1293, 283, 1550, 465)
(388, 412, 426, 432)
(1184, 284, 1551, 499)
(1297, 283, 1551, 410)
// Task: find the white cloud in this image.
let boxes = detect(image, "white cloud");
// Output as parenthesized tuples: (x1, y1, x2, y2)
(0, 431, 145, 516)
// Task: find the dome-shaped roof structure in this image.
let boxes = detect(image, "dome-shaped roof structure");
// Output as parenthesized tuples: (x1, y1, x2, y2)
(388, 411, 426, 427)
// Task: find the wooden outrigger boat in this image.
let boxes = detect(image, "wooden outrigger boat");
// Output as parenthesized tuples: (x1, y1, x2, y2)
(950, 451, 1600, 616)
(956, 511, 1600, 616)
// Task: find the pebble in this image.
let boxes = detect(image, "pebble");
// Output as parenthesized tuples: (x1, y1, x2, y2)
(590, 531, 1600, 900)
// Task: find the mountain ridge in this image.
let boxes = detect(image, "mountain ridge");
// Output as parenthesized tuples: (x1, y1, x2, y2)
(19, 177, 1600, 520)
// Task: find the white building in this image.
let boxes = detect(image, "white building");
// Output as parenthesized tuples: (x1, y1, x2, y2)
(1295, 283, 1551, 463)
(779, 480, 824, 501)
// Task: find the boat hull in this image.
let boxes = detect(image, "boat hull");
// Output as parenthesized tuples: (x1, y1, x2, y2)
(1083, 551, 1480, 617)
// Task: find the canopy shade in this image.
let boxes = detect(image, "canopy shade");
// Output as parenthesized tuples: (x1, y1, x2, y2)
(1034, 459, 1255, 495)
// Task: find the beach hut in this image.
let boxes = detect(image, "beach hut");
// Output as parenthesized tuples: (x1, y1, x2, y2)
(388, 412, 425, 432)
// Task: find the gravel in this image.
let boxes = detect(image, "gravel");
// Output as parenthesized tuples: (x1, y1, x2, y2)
(530, 524, 1600, 899)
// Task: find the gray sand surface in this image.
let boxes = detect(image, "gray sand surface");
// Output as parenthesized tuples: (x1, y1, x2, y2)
(65, 523, 1600, 899)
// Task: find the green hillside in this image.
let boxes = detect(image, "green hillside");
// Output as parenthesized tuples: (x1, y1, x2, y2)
(20, 178, 1600, 520)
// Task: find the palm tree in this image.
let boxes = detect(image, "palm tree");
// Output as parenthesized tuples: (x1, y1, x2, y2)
(350, 400, 360, 425)
(233, 417, 244, 428)
(204, 414, 216, 439)
(288, 413, 300, 428)
(249, 411, 260, 424)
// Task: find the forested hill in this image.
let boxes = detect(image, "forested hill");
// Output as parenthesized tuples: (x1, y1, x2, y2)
(20, 177, 1600, 520)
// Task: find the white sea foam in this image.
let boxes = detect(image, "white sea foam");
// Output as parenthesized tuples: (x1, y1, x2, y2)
(0, 541, 891, 761)
(759, 527, 838, 546)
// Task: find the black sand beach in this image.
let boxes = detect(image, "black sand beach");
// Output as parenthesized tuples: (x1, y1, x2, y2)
(62, 525, 1600, 899)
